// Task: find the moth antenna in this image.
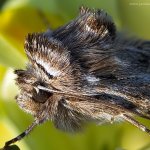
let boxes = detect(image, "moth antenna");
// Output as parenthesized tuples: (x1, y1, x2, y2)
(37, 86, 136, 115)
(40, 85, 150, 135)
(122, 114, 150, 135)
(2, 121, 38, 149)
(37, 85, 150, 125)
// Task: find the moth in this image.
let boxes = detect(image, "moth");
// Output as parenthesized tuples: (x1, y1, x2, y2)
(2, 6, 150, 149)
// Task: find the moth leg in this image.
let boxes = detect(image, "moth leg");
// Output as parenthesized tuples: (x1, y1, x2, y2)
(122, 114, 150, 135)
(1, 121, 37, 149)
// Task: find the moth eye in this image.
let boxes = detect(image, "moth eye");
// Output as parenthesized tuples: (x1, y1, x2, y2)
(32, 88, 52, 103)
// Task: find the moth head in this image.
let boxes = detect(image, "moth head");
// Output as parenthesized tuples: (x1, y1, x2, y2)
(24, 33, 82, 88)
(14, 69, 52, 116)
(14, 33, 82, 116)
(24, 34, 70, 80)
(14, 7, 117, 117)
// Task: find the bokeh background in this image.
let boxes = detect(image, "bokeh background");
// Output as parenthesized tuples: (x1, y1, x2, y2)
(0, 0, 150, 150)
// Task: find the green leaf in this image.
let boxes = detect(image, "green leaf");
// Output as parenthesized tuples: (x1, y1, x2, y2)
(0, 34, 26, 68)
(117, 0, 150, 39)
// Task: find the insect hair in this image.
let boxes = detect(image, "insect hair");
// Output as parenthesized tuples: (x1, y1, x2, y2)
(1, 6, 150, 149)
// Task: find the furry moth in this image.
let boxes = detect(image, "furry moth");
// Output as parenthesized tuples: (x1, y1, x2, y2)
(2, 6, 150, 149)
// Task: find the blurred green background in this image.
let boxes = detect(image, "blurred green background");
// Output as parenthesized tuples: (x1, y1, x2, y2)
(0, 0, 150, 150)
